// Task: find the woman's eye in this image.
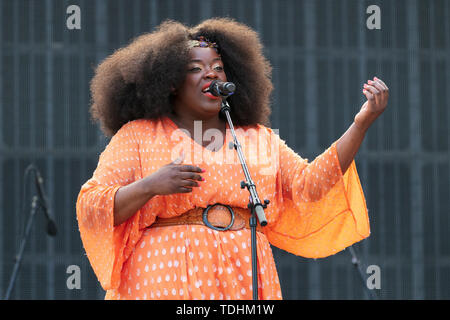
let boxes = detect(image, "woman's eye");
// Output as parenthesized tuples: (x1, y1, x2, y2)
(188, 65, 223, 72)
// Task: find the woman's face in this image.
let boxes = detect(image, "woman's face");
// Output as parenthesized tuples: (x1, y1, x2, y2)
(173, 47, 228, 120)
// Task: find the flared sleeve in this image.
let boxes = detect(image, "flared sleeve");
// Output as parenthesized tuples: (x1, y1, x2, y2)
(264, 133, 370, 258)
(76, 121, 154, 290)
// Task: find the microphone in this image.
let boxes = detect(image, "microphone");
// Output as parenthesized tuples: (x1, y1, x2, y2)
(33, 169, 57, 236)
(208, 80, 236, 97)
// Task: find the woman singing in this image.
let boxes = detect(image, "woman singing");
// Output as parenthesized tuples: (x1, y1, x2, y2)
(76, 18, 388, 300)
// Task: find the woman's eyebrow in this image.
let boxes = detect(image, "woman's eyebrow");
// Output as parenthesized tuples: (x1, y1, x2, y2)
(189, 57, 222, 63)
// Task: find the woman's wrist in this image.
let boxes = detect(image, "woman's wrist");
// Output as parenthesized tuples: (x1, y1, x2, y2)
(352, 120, 369, 134)
(113, 178, 157, 226)
(353, 110, 375, 133)
(141, 175, 158, 198)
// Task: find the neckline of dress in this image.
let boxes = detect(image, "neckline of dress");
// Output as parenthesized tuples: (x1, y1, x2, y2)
(163, 116, 229, 154)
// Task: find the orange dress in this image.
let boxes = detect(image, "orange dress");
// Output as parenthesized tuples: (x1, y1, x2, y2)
(76, 117, 370, 300)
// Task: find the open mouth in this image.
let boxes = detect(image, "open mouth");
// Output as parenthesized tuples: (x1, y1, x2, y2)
(201, 82, 220, 99)
(202, 82, 212, 93)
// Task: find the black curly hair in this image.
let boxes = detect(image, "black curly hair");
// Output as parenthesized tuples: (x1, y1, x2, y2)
(90, 18, 273, 137)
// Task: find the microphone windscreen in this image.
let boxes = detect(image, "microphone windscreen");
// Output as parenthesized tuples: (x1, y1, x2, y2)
(225, 83, 236, 94)
(47, 220, 58, 237)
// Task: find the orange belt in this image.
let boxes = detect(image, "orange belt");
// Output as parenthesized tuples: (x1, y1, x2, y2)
(149, 203, 263, 233)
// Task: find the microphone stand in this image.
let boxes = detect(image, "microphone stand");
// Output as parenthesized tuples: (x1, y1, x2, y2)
(4, 196, 40, 300)
(348, 245, 378, 300)
(3, 164, 57, 300)
(220, 99, 269, 300)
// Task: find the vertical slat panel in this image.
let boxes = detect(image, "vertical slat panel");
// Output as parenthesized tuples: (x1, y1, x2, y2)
(0, 0, 3, 296)
(357, 2, 371, 297)
(45, 0, 55, 300)
(12, 0, 21, 300)
(62, 0, 70, 300)
(446, 0, 450, 299)
(429, 1, 439, 300)
(304, 0, 320, 300)
(408, 0, 425, 299)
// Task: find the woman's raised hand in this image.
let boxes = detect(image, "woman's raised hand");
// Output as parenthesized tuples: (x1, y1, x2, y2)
(354, 76, 389, 132)
(145, 151, 205, 195)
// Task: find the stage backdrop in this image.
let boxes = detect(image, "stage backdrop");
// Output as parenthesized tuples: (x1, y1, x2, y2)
(1, 0, 449, 300)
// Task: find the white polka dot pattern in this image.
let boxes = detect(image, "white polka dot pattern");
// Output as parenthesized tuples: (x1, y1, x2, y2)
(106, 225, 281, 300)
(76, 117, 370, 299)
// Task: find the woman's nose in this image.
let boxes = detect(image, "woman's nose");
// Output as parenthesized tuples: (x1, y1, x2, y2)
(205, 68, 219, 79)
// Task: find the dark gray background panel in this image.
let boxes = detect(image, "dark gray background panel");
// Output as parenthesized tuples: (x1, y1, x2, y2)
(0, 0, 448, 300)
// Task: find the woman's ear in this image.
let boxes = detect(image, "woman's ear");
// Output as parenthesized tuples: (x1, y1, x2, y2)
(170, 87, 177, 95)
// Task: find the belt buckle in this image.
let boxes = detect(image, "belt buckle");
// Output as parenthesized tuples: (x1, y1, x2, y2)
(202, 203, 235, 231)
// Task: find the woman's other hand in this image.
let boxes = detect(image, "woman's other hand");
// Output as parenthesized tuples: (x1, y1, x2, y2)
(144, 151, 205, 195)
(354, 76, 389, 132)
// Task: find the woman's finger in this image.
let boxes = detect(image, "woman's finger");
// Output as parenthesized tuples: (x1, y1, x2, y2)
(368, 80, 386, 105)
(374, 77, 389, 92)
(364, 84, 380, 95)
(369, 80, 385, 94)
(181, 179, 200, 188)
(179, 171, 203, 181)
(372, 79, 389, 100)
(366, 83, 383, 106)
(178, 186, 193, 193)
(179, 164, 203, 173)
(363, 88, 374, 100)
